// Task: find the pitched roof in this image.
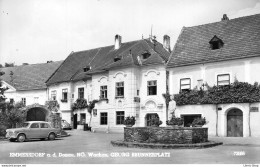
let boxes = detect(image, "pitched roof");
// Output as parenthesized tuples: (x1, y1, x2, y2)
(167, 13, 260, 68)
(0, 61, 63, 90)
(47, 38, 170, 85)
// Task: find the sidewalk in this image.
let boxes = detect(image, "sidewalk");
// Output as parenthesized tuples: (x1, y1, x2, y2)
(209, 136, 260, 146)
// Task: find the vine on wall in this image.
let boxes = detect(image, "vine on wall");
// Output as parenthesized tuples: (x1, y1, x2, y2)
(71, 98, 88, 111)
(45, 100, 60, 112)
(174, 81, 260, 106)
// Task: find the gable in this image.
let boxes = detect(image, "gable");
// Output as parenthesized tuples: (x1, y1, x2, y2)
(1, 81, 16, 92)
(167, 14, 260, 68)
(1, 61, 63, 90)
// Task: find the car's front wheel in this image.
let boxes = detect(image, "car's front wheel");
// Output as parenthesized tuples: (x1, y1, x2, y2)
(17, 134, 26, 142)
(48, 133, 55, 140)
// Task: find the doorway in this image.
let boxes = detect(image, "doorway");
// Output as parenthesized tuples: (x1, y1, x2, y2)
(227, 109, 243, 137)
(26, 108, 46, 121)
(73, 114, 78, 129)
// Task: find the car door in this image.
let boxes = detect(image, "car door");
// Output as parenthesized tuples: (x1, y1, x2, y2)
(40, 123, 51, 138)
(29, 123, 40, 138)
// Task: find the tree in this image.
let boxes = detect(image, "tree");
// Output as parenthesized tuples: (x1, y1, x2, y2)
(45, 100, 60, 112)
(0, 71, 8, 135)
(0, 71, 25, 133)
(0, 71, 7, 110)
(162, 92, 171, 121)
(87, 100, 99, 127)
(0, 64, 3, 68)
(1, 102, 26, 128)
(5, 63, 15, 67)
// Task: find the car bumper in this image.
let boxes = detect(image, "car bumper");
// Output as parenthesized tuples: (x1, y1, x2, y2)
(6, 133, 17, 139)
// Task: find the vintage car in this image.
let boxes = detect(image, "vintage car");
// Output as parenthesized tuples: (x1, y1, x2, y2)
(61, 120, 72, 130)
(6, 121, 61, 142)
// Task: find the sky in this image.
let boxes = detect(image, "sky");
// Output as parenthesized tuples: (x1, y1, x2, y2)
(0, 0, 260, 65)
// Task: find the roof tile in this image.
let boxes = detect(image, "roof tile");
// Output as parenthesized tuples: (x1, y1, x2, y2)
(167, 14, 260, 67)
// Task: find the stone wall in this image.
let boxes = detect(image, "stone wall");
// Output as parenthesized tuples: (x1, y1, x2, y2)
(124, 127, 208, 144)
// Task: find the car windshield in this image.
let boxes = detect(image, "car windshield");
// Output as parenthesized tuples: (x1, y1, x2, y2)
(21, 123, 30, 128)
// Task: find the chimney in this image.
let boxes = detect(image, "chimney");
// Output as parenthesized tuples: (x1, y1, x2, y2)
(221, 14, 229, 21)
(163, 35, 171, 52)
(114, 34, 122, 50)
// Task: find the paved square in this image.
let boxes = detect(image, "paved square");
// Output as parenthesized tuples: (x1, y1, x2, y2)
(0, 130, 260, 164)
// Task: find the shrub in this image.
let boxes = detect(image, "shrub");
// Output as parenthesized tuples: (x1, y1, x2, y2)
(191, 117, 206, 127)
(166, 116, 184, 126)
(124, 116, 136, 126)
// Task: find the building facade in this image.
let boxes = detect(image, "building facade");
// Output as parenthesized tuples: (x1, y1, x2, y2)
(46, 35, 171, 132)
(167, 14, 260, 137)
(0, 61, 63, 121)
(1, 13, 259, 137)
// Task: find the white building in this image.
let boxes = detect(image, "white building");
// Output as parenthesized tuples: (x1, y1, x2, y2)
(46, 35, 171, 132)
(1, 61, 63, 121)
(167, 14, 260, 137)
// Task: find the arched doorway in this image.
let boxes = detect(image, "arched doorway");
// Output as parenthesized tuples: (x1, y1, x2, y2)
(227, 108, 243, 137)
(26, 107, 48, 121)
(145, 113, 159, 126)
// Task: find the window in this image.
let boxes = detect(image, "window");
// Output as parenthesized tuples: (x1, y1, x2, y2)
(100, 112, 108, 125)
(78, 88, 84, 99)
(30, 123, 39, 128)
(40, 123, 50, 128)
(116, 111, 125, 125)
(34, 97, 39, 104)
(80, 113, 86, 125)
(115, 82, 124, 97)
(100, 86, 107, 99)
(93, 109, 97, 117)
(147, 80, 157, 95)
(114, 56, 121, 62)
(197, 79, 203, 89)
(83, 66, 90, 72)
(217, 74, 230, 86)
(62, 89, 68, 101)
(209, 35, 224, 50)
(51, 91, 57, 100)
(22, 98, 26, 106)
(180, 78, 191, 91)
(146, 114, 159, 126)
(142, 51, 151, 59)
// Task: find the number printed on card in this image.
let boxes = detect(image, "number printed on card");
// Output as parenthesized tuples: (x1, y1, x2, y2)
(233, 151, 245, 156)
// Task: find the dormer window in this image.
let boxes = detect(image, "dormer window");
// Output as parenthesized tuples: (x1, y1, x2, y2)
(114, 57, 121, 62)
(142, 51, 151, 59)
(209, 35, 224, 50)
(83, 66, 91, 72)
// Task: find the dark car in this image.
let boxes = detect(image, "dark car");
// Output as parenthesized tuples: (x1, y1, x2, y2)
(6, 121, 61, 142)
(61, 120, 72, 130)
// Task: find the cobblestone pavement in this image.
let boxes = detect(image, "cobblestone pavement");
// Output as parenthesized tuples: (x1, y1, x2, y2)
(0, 130, 259, 164)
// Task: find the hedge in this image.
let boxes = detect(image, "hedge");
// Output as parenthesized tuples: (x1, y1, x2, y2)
(174, 81, 260, 106)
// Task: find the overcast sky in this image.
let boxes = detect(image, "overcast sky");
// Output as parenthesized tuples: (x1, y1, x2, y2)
(0, 0, 260, 65)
